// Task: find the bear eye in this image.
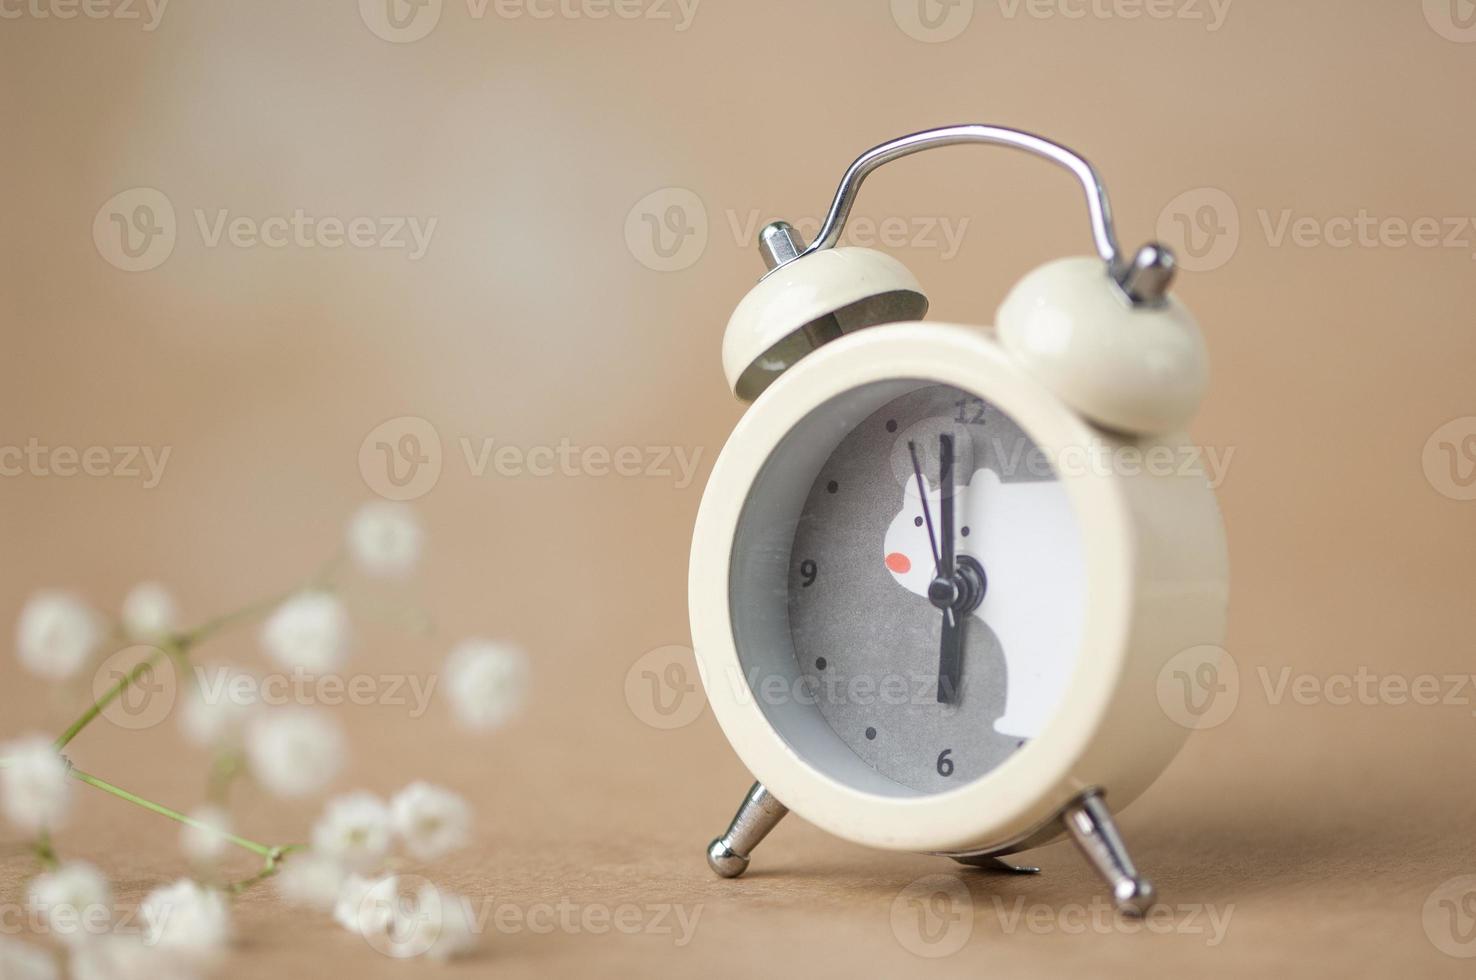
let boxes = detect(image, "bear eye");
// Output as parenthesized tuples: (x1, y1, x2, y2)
(961, 526, 970, 537)
(913, 516, 924, 527)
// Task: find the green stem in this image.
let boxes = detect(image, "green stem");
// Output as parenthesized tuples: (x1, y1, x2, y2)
(67, 766, 291, 860)
(179, 552, 343, 646)
(227, 844, 305, 895)
(34, 830, 59, 870)
(52, 554, 344, 752)
(54, 648, 170, 751)
(206, 750, 244, 805)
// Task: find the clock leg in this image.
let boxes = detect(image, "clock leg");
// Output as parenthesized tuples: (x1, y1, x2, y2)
(1061, 790, 1157, 917)
(706, 781, 788, 878)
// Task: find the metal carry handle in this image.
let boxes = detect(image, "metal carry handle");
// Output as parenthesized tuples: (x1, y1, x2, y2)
(771, 124, 1176, 306)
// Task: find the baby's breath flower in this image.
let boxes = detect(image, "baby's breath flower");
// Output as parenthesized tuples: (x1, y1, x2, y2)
(0, 937, 58, 980)
(180, 805, 233, 866)
(178, 666, 259, 750)
(120, 582, 178, 641)
(332, 873, 400, 939)
(347, 502, 423, 578)
(390, 782, 471, 862)
(16, 591, 103, 680)
(444, 639, 529, 731)
(409, 883, 479, 961)
(71, 934, 196, 980)
(260, 592, 349, 674)
(26, 861, 111, 944)
(312, 792, 392, 873)
(0, 735, 73, 834)
(244, 709, 345, 799)
(140, 880, 231, 962)
(274, 853, 346, 911)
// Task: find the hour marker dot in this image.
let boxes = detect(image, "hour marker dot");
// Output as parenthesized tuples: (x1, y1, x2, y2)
(815, 657, 827, 670)
(886, 419, 897, 432)
(961, 526, 970, 537)
(914, 516, 924, 527)
(864, 727, 877, 740)
(826, 480, 839, 494)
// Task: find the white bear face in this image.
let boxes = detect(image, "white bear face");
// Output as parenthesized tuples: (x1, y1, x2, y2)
(882, 467, 1086, 739)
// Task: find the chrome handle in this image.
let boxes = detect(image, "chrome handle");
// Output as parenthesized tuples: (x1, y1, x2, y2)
(786, 124, 1175, 306)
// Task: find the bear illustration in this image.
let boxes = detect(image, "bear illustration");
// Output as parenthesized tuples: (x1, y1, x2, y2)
(881, 468, 1086, 739)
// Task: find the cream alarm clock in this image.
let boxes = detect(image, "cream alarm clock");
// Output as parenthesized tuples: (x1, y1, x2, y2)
(688, 125, 1228, 915)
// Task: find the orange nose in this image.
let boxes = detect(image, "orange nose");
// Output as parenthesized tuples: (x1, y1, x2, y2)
(885, 552, 911, 573)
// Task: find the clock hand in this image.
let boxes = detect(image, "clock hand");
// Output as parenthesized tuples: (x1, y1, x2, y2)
(906, 440, 942, 575)
(934, 433, 963, 704)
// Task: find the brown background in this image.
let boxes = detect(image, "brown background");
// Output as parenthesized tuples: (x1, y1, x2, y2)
(3, 0, 1476, 976)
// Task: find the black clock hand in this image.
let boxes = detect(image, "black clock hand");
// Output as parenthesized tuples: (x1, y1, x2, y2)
(934, 433, 963, 704)
(906, 441, 942, 575)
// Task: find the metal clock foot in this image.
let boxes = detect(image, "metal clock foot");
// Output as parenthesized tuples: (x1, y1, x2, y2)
(1061, 790, 1156, 917)
(707, 782, 788, 878)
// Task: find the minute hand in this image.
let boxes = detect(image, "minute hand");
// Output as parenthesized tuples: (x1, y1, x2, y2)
(936, 433, 963, 704)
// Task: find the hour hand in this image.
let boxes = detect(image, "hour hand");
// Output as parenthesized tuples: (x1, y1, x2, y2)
(938, 607, 962, 704)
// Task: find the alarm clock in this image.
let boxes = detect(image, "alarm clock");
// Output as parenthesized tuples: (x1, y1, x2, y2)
(688, 125, 1228, 915)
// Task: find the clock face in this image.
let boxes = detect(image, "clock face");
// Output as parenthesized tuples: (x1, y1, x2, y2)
(769, 383, 1087, 794)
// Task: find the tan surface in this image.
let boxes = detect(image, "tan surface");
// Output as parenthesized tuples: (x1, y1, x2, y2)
(3, 1, 1476, 976)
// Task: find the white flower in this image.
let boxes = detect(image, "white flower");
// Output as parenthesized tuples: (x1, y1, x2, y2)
(0, 735, 72, 834)
(121, 582, 178, 640)
(348, 502, 423, 578)
(0, 938, 58, 980)
(180, 805, 233, 866)
(274, 853, 346, 911)
(332, 873, 400, 938)
(27, 861, 111, 944)
(390, 782, 471, 862)
(444, 639, 529, 731)
(71, 935, 196, 980)
(408, 883, 479, 961)
(332, 876, 477, 961)
(178, 665, 259, 750)
(312, 792, 392, 873)
(69, 938, 193, 980)
(140, 880, 230, 961)
(244, 709, 345, 798)
(16, 591, 102, 680)
(259, 592, 349, 674)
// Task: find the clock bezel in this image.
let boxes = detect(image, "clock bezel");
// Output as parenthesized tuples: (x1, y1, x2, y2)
(689, 322, 1228, 855)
